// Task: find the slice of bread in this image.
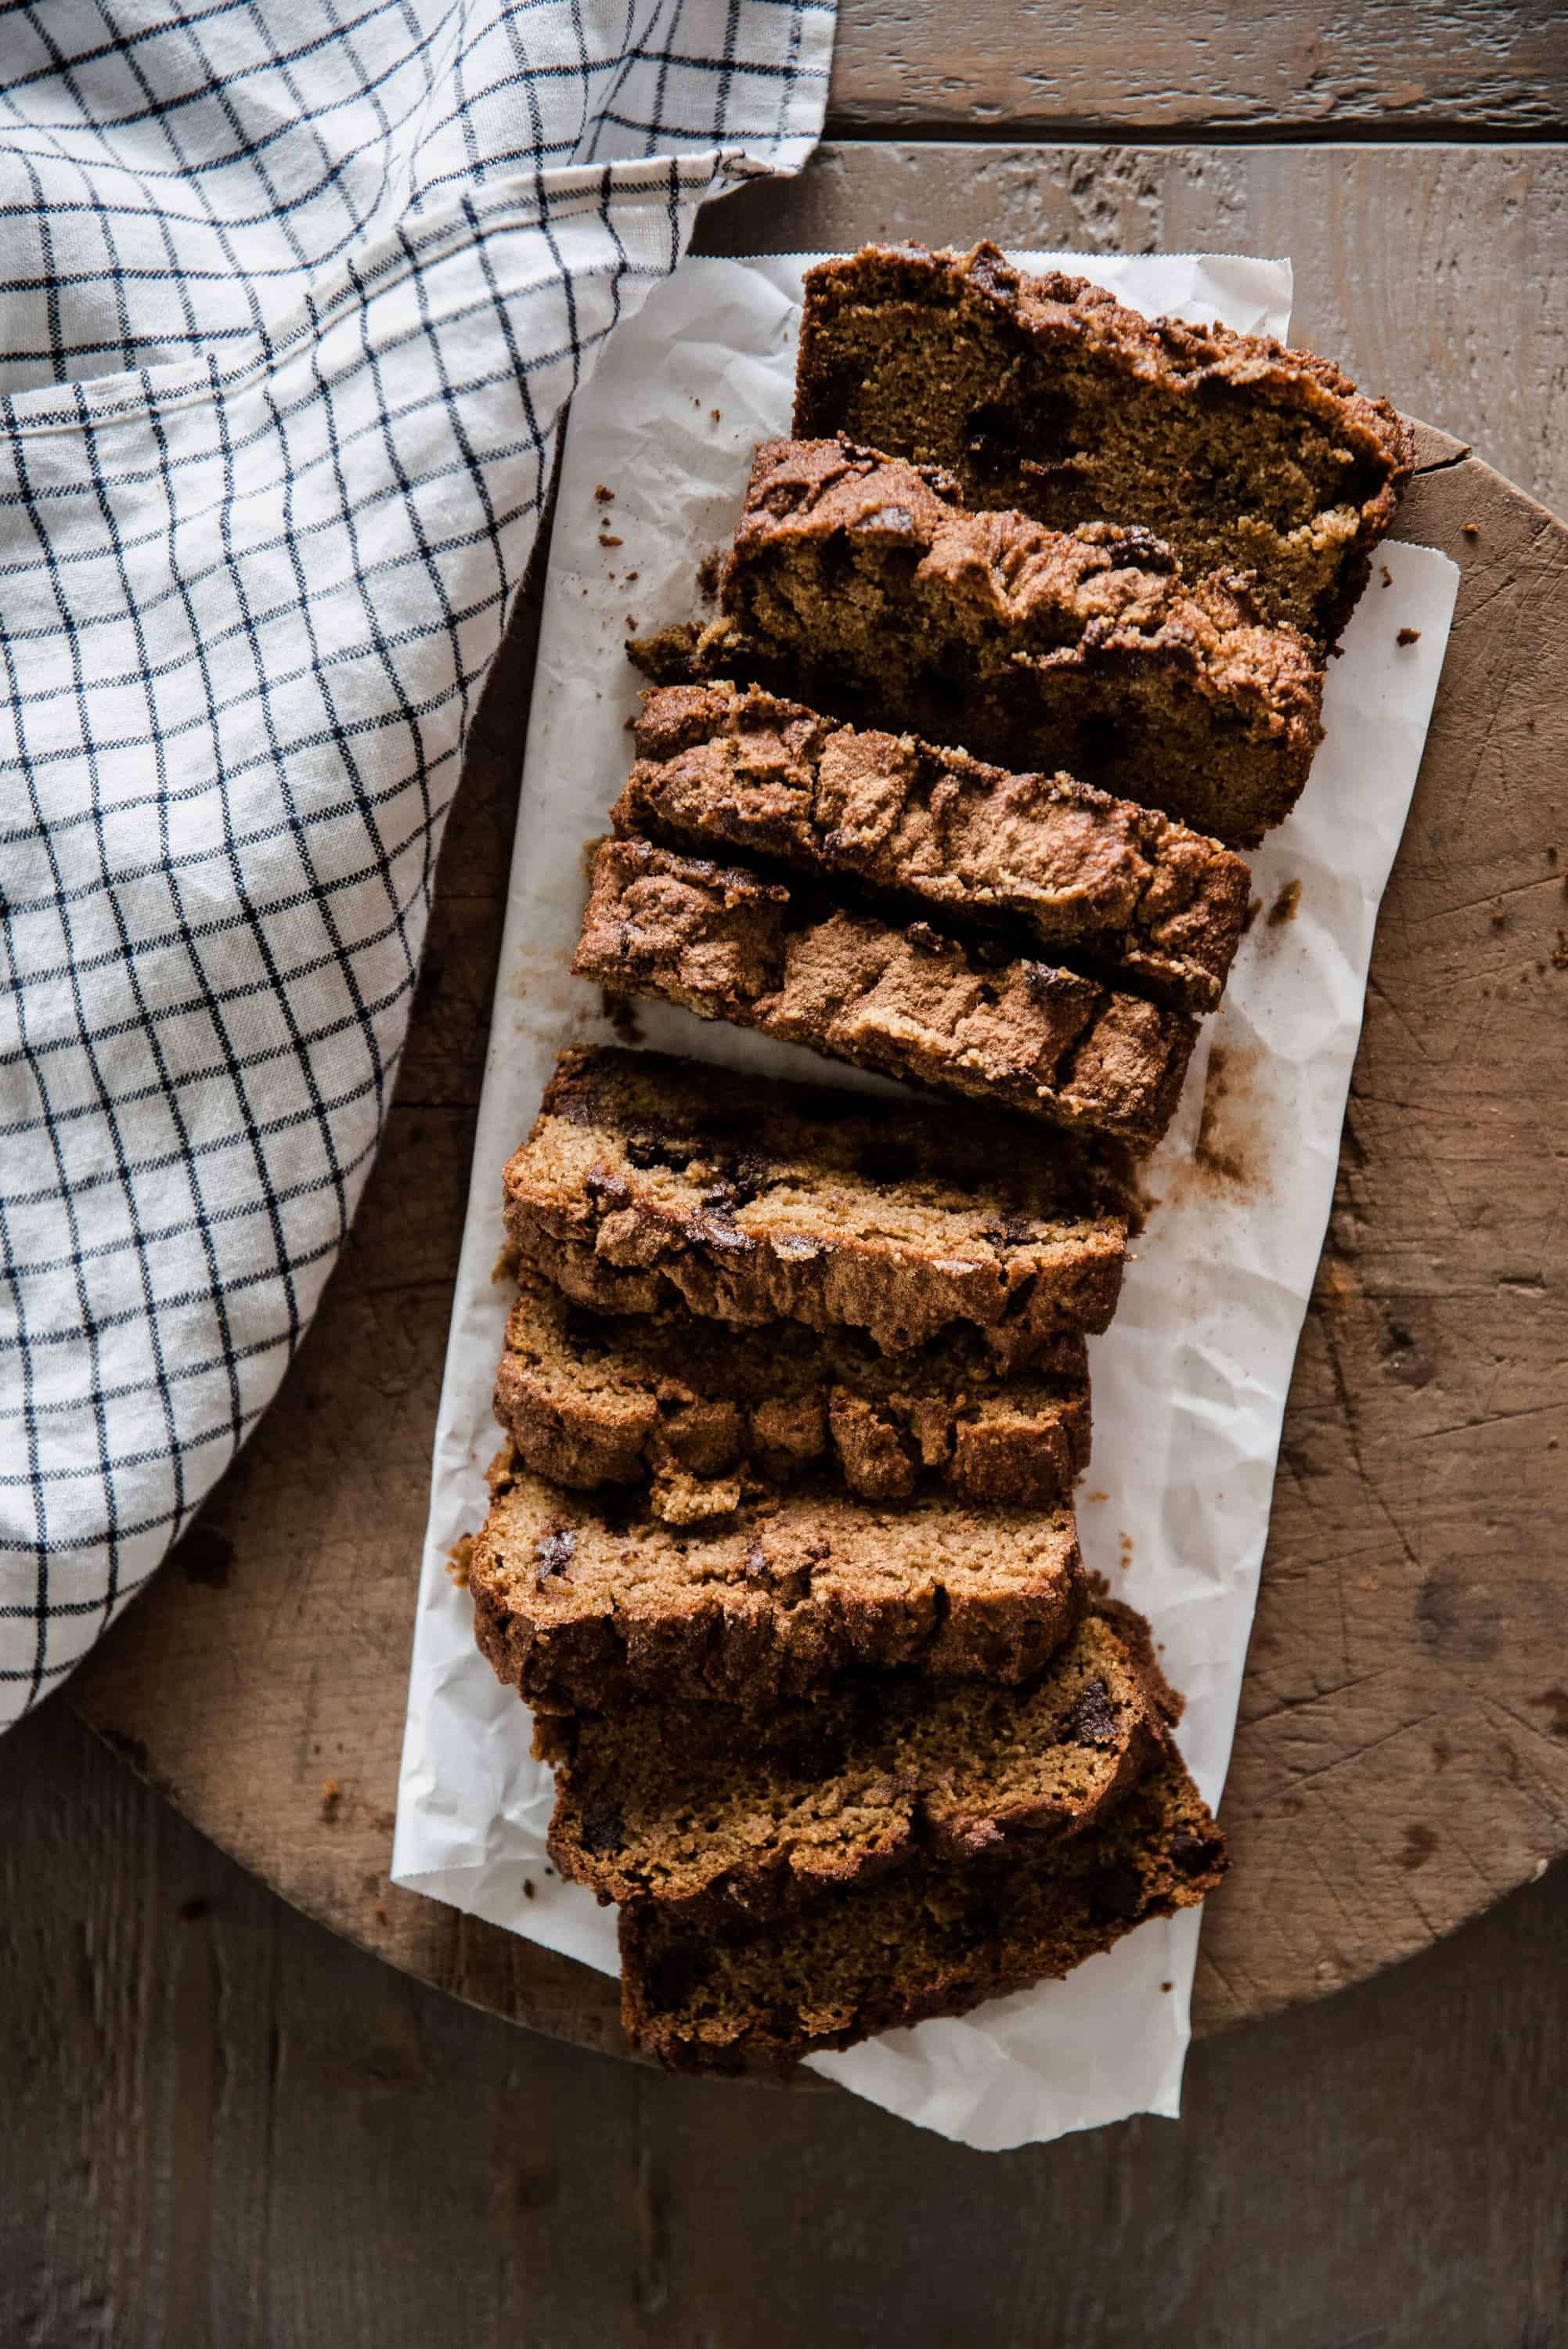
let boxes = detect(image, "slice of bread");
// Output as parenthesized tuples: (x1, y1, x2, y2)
(794, 243, 1412, 645)
(620, 680, 1251, 1015)
(502, 1047, 1130, 1362)
(495, 1269, 1090, 1510)
(574, 837, 1198, 1152)
(620, 1744, 1226, 2069)
(469, 1448, 1085, 1715)
(681, 438, 1323, 847)
(541, 1604, 1168, 1925)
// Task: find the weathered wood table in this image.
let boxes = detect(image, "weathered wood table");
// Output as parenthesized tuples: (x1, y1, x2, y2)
(8, 22, 1568, 2343)
(66, 135, 1568, 2060)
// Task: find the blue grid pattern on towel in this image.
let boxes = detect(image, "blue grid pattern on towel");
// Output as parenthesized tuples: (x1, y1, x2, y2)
(0, 0, 834, 1724)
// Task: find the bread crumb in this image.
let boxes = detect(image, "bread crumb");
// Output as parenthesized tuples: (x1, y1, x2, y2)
(492, 1244, 520, 1285)
(1083, 1489, 1110, 1505)
(1462, 521, 1480, 538)
(1380, 565, 1393, 587)
(600, 532, 623, 548)
(1396, 626, 1421, 646)
(594, 484, 614, 503)
(522, 1878, 536, 1900)
(1160, 1980, 1173, 1993)
(1266, 878, 1302, 926)
(447, 1534, 475, 1588)
(321, 1779, 342, 1823)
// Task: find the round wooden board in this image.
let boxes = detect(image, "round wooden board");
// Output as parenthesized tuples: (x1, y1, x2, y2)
(67, 426, 1568, 2066)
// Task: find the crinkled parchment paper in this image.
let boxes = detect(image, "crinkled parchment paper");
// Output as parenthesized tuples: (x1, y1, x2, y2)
(392, 251, 1458, 2149)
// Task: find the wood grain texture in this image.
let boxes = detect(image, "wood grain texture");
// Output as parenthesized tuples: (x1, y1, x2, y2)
(7, 1698, 1568, 2348)
(824, 3, 1568, 135)
(65, 143, 1568, 2055)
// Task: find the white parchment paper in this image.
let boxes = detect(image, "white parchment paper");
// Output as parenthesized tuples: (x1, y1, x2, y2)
(392, 251, 1459, 2149)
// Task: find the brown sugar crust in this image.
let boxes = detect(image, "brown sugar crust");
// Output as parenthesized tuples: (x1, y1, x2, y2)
(539, 1607, 1163, 1925)
(573, 837, 1199, 1152)
(687, 437, 1325, 848)
(501, 1047, 1130, 1361)
(621, 680, 1250, 1014)
(620, 1745, 1227, 2069)
(470, 1449, 1087, 1714)
(495, 1268, 1090, 1510)
(793, 242, 1414, 646)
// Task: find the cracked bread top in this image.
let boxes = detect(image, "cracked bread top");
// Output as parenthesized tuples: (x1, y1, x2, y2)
(696, 438, 1325, 846)
(621, 680, 1251, 1013)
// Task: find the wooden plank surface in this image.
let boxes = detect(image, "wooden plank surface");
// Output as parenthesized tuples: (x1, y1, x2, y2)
(824, 4, 1568, 134)
(62, 141, 1568, 2060)
(6, 1694, 1568, 2347)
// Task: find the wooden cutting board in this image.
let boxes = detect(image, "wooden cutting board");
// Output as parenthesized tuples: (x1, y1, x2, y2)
(64, 182, 1568, 2066)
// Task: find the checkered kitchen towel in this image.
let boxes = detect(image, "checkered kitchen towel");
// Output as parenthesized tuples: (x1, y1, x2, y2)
(0, 0, 834, 1728)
